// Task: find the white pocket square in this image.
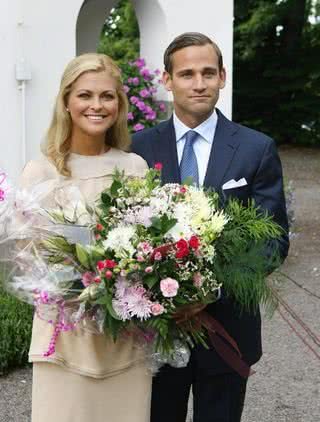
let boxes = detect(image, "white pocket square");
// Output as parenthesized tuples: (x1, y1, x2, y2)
(222, 178, 248, 190)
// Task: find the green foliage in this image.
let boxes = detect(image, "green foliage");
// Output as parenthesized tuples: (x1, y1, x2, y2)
(233, 0, 320, 145)
(0, 286, 33, 374)
(98, 0, 139, 66)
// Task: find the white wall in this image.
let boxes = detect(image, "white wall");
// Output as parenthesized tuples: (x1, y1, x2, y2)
(1, 0, 84, 181)
(0, 0, 234, 181)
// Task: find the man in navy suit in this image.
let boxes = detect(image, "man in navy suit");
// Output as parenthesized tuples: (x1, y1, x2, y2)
(132, 32, 289, 422)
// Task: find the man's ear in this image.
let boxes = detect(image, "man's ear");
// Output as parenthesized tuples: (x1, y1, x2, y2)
(219, 67, 226, 89)
(162, 71, 172, 92)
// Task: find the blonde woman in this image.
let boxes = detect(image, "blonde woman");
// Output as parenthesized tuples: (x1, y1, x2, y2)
(20, 53, 151, 422)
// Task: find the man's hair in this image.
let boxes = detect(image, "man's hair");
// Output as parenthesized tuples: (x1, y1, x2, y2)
(164, 32, 223, 74)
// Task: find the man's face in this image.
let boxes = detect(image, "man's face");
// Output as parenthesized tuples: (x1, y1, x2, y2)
(163, 44, 226, 127)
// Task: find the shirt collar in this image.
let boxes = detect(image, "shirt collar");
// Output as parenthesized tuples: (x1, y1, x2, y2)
(173, 109, 218, 144)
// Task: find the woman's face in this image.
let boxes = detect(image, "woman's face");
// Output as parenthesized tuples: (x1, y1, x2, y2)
(66, 70, 119, 139)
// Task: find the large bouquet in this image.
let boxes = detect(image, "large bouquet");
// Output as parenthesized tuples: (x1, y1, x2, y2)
(0, 165, 282, 370)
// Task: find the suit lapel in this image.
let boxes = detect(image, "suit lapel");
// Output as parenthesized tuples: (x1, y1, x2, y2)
(204, 110, 240, 191)
(153, 117, 181, 184)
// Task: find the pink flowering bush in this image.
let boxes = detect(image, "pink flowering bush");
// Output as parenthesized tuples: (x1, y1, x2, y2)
(121, 58, 167, 133)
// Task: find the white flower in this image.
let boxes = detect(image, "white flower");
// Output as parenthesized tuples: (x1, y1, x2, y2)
(208, 211, 229, 234)
(165, 222, 193, 242)
(150, 198, 167, 214)
(187, 189, 212, 225)
(173, 202, 193, 224)
(103, 225, 136, 258)
(55, 186, 92, 225)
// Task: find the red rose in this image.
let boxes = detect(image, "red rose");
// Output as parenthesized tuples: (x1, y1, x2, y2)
(175, 247, 189, 259)
(189, 235, 200, 250)
(154, 162, 163, 171)
(105, 259, 117, 268)
(97, 260, 106, 271)
(96, 223, 104, 232)
(176, 239, 188, 250)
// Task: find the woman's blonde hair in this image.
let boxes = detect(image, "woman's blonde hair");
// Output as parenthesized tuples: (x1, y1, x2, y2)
(42, 53, 130, 176)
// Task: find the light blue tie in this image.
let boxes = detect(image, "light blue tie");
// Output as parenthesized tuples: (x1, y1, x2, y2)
(180, 130, 199, 186)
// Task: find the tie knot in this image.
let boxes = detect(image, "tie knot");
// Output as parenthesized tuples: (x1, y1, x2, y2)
(185, 130, 198, 145)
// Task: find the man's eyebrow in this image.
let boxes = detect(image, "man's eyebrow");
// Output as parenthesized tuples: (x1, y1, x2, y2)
(202, 66, 218, 72)
(176, 68, 193, 75)
(176, 66, 218, 75)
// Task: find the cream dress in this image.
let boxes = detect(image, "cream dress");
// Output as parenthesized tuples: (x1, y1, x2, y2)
(20, 149, 152, 422)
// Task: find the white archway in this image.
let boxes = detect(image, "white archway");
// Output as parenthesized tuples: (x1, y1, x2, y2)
(76, 0, 118, 54)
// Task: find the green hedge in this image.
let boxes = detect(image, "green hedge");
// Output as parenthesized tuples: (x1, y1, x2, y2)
(0, 287, 33, 375)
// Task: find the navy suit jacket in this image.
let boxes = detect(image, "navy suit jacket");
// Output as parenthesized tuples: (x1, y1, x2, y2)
(132, 109, 289, 373)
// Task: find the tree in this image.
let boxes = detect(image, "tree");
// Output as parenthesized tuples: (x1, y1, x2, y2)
(98, 0, 139, 66)
(99, 0, 320, 145)
(233, 0, 320, 145)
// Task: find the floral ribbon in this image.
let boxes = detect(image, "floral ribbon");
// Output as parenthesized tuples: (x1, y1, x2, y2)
(0, 172, 7, 201)
(195, 311, 254, 378)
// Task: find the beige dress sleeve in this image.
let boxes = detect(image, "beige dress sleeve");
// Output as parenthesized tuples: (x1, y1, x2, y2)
(27, 149, 150, 378)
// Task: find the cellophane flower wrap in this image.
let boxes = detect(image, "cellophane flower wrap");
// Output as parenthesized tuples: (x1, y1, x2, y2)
(0, 165, 283, 369)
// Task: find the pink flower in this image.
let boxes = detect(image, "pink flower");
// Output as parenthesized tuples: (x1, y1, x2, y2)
(145, 266, 153, 273)
(82, 271, 96, 287)
(136, 100, 146, 111)
(123, 85, 130, 94)
(130, 96, 139, 105)
(193, 272, 203, 288)
(139, 88, 150, 98)
(154, 162, 163, 171)
(127, 112, 134, 121)
(154, 252, 162, 261)
(180, 186, 187, 194)
(40, 291, 50, 304)
(134, 58, 146, 68)
(105, 270, 113, 279)
(138, 241, 153, 254)
(137, 255, 145, 262)
(94, 276, 101, 284)
(160, 278, 179, 297)
(146, 110, 157, 121)
(159, 102, 166, 112)
(96, 223, 104, 231)
(132, 77, 140, 86)
(133, 123, 145, 132)
(140, 68, 152, 80)
(151, 303, 165, 316)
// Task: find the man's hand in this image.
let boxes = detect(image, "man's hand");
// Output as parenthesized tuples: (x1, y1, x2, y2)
(173, 302, 207, 324)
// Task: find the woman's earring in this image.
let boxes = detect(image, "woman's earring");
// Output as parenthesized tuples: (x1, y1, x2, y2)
(66, 108, 70, 112)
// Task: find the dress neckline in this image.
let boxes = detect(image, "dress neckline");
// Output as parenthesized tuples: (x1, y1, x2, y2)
(69, 147, 114, 159)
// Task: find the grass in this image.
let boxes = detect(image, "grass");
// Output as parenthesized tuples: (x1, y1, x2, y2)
(0, 286, 33, 375)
